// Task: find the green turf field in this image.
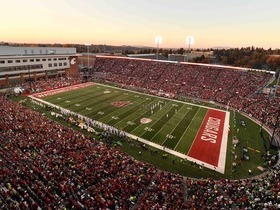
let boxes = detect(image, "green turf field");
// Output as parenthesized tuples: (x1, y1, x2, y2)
(25, 82, 276, 179)
(42, 83, 209, 154)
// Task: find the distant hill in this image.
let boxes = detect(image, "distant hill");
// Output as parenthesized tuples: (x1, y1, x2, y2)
(211, 46, 233, 50)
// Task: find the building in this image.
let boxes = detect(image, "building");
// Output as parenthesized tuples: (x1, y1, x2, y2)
(0, 46, 79, 87)
(127, 54, 167, 60)
(168, 51, 213, 62)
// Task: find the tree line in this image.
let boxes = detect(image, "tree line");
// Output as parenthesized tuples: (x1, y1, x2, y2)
(3, 42, 279, 72)
(213, 47, 280, 72)
(137, 46, 280, 72)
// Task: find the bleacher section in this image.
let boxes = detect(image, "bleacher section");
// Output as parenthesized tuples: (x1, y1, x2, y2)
(92, 56, 279, 140)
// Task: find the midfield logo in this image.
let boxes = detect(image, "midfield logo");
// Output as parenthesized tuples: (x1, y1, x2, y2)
(111, 101, 131, 107)
(140, 118, 152, 124)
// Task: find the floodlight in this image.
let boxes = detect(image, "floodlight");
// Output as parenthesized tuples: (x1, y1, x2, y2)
(186, 36, 195, 45)
(154, 36, 162, 60)
(185, 36, 195, 62)
(155, 36, 162, 44)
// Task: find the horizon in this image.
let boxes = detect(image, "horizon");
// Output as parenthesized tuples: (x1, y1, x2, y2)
(1, 0, 279, 50)
(2, 41, 275, 51)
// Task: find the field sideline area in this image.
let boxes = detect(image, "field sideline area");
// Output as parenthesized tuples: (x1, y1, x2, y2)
(32, 82, 230, 173)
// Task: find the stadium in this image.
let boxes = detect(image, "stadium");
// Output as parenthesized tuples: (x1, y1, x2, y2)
(1, 46, 280, 209)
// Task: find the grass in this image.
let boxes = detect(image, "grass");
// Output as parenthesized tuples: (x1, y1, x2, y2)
(10, 82, 277, 179)
(42, 84, 207, 154)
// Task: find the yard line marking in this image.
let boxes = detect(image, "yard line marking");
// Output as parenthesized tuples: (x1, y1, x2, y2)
(30, 95, 229, 174)
(32, 82, 94, 98)
(135, 104, 175, 135)
(32, 83, 232, 174)
(160, 106, 190, 146)
(150, 105, 186, 143)
(98, 97, 145, 122)
(81, 94, 133, 118)
(174, 107, 201, 150)
(96, 82, 228, 113)
(112, 100, 151, 127)
(129, 101, 173, 133)
(64, 88, 120, 110)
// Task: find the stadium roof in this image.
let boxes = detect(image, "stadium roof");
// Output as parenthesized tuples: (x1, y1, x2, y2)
(0, 45, 76, 56)
(127, 53, 167, 60)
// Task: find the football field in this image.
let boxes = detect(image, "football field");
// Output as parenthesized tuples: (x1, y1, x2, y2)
(32, 82, 230, 173)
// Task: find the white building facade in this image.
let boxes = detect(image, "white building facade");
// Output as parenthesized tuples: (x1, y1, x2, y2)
(0, 46, 79, 87)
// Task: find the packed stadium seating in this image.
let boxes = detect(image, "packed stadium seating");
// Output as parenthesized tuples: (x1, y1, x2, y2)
(0, 93, 279, 209)
(18, 76, 81, 93)
(1, 57, 279, 209)
(136, 172, 187, 209)
(92, 57, 271, 99)
(185, 170, 280, 209)
(92, 56, 279, 139)
(0, 94, 156, 209)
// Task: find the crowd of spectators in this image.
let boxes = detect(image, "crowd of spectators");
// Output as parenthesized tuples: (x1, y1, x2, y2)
(0, 57, 279, 208)
(0, 94, 156, 209)
(136, 172, 187, 209)
(92, 57, 280, 139)
(0, 93, 279, 209)
(17, 75, 81, 94)
(185, 167, 280, 209)
(92, 57, 271, 100)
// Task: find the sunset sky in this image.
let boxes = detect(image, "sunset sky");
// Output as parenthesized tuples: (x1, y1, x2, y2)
(1, 0, 279, 49)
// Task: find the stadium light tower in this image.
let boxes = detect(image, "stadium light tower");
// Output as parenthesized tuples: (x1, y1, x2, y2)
(155, 36, 162, 60)
(185, 36, 195, 62)
(85, 44, 90, 68)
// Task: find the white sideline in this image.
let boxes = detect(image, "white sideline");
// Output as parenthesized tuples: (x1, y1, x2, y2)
(29, 83, 230, 174)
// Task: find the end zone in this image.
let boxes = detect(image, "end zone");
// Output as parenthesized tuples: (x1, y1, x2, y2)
(187, 109, 230, 174)
(32, 82, 94, 98)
